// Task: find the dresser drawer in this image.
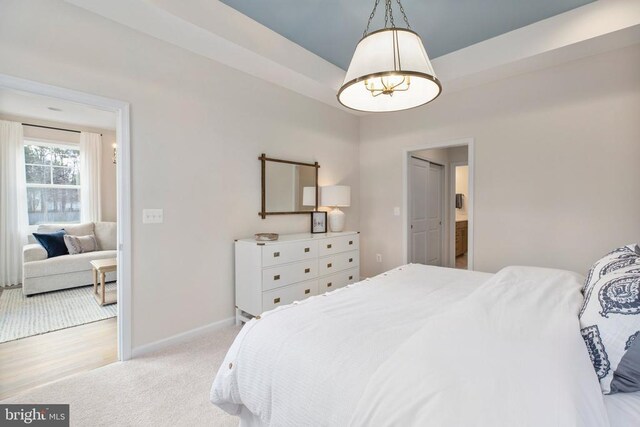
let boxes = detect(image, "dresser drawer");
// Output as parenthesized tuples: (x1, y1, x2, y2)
(262, 279, 318, 312)
(262, 259, 318, 291)
(318, 267, 359, 292)
(262, 241, 318, 267)
(318, 235, 359, 257)
(319, 250, 359, 276)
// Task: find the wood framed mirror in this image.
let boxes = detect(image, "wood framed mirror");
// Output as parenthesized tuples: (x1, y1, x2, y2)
(259, 154, 319, 219)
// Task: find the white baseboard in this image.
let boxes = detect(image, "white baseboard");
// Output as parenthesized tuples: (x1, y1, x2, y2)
(131, 316, 235, 358)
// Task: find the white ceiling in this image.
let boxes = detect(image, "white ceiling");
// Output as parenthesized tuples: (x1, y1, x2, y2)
(0, 87, 116, 130)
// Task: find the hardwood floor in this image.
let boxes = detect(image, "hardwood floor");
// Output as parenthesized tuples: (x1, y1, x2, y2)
(456, 253, 468, 269)
(0, 317, 117, 400)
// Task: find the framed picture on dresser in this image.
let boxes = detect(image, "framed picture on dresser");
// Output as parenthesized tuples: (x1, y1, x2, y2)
(311, 211, 327, 234)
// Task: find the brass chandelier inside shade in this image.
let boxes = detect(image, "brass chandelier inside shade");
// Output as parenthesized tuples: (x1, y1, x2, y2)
(337, 0, 442, 113)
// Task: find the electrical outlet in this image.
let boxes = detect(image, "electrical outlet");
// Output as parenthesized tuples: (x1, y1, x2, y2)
(393, 207, 400, 216)
(376, 254, 382, 263)
(143, 209, 163, 224)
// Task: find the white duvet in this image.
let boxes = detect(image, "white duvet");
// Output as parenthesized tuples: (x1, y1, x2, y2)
(211, 264, 611, 426)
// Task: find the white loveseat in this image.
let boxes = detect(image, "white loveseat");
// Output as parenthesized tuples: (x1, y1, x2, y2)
(22, 222, 117, 296)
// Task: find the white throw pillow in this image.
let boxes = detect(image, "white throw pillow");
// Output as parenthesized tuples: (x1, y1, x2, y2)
(63, 234, 98, 255)
(580, 262, 640, 394)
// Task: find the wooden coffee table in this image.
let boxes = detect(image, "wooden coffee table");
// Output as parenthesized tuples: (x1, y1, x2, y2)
(90, 258, 117, 306)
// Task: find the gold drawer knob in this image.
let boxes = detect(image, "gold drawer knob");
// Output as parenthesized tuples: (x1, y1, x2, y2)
(274, 297, 280, 304)
(327, 244, 332, 249)
(274, 274, 280, 280)
(304, 247, 310, 253)
(349, 240, 353, 245)
(273, 252, 280, 257)
(327, 282, 332, 287)
(349, 258, 353, 262)
(327, 263, 332, 268)
(305, 289, 310, 294)
(304, 268, 310, 273)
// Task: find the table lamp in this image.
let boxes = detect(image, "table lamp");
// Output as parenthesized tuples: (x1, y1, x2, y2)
(321, 185, 351, 232)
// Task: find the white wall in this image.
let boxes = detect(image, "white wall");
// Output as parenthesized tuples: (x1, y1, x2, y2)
(0, 114, 117, 222)
(360, 44, 640, 277)
(0, 0, 359, 348)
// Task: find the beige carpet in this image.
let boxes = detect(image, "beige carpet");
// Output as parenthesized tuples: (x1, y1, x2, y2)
(1, 324, 243, 426)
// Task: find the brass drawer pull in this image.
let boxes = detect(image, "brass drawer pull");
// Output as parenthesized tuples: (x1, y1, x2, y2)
(274, 274, 280, 280)
(274, 297, 280, 304)
(304, 247, 310, 253)
(327, 282, 332, 287)
(305, 289, 310, 294)
(349, 240, 353, 245)
(327, 244, 332, 249)
(273, 252, 280, 257)
(349, 258, 353, 262)
(327, 263, 332, 268)
(349, 275, 353, 280)
(304, 268, 310, 273)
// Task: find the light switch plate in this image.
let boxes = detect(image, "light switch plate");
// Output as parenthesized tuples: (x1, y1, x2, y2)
(393, 207, 401, 216)
(143, 209, 163, 224)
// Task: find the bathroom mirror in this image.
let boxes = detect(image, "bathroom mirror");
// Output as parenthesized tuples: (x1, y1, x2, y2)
(259, 154, 319, 219)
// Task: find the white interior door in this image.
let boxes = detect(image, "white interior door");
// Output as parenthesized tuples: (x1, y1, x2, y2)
(409, 157, 443, 265)
(426, 162, 443, 265)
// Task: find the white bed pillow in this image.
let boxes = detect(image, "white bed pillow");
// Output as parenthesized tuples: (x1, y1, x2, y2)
(580, 264, 640, 394)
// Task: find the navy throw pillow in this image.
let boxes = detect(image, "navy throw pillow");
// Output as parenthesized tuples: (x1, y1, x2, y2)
(33, 230, 68, 258)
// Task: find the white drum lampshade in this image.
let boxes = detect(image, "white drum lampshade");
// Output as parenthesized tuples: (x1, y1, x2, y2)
(321, 185, 351, 232)
(338, 28, 441, 113)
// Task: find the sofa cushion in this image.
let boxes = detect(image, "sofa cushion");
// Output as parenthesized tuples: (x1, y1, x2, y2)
(37, 222, 95, 237)
(94, 222, 117, 250)
(23, 250, 117, 278)
(32, 230, 68, 258)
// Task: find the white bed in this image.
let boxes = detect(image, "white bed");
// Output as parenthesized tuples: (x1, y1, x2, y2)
(210, 264, 640, 426)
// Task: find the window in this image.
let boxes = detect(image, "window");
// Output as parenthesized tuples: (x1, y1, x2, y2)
(24, 141, 81, 225)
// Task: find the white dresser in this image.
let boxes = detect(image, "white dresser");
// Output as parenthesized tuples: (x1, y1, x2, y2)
(235, 231, 360, 324)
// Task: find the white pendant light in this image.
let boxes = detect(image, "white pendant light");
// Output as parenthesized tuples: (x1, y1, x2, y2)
(338, 0, 441, 113)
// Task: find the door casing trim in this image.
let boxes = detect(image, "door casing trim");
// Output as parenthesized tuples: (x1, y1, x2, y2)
(402, 138, 474, 270)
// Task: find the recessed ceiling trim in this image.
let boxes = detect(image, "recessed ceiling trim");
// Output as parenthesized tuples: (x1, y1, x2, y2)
(65, 0, 640, 115)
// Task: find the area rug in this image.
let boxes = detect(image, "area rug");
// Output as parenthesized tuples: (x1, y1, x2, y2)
(0, 284, 117, 343)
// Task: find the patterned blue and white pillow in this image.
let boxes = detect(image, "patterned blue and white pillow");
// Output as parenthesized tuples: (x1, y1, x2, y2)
(580, 263, 640, 394)
(580, 244, 640, 317)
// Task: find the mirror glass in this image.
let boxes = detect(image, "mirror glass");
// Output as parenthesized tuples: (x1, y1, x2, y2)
(265, 161, 317, 213)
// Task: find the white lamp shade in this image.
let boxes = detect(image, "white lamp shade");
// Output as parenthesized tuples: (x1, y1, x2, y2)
(338, 28, 441, 113)
(321, 185, 351, 207)
(302, 187, 316, 206)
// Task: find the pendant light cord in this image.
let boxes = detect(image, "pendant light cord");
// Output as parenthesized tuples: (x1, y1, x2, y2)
(363, 0, 411, 38)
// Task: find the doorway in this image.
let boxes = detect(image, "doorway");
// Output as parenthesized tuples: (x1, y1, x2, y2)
(452, 163, 469, 269)
(0, 74, 131, 398)
(403, 139, 474, 270)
